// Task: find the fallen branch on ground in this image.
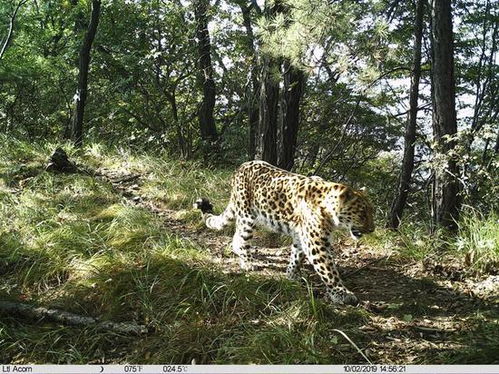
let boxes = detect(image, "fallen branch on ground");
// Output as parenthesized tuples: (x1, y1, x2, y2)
(332, 328, 372, 364)
(0, 301, 148, 335)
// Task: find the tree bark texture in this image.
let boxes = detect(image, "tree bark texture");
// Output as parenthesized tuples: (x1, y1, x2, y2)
(70, 0, 101, 147)
(194, 0, 218, 141)
(430, 0, 460, 231)
(387, 0, 424, 229)
(256, 56, 280, 165)
(279, 62, 305, 171)
(239, 2, 259, 159)
(254, 0, 286, 165)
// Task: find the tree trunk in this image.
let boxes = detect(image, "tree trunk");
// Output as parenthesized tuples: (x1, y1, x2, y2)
(69, 0, 101, 147)
(254, 0, 286, 166)
(194, 0, 218, 143)
(387, 0, 424, 229)
(239, 2, 259, 159)
(463, 0, 497, 185)
(430, 0, 460, 231)
(256, 56, 280, 165)
(166, 91, 189, 159)
(279, 62, 305, 170)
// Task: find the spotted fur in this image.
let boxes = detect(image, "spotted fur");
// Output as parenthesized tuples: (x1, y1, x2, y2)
(194, 160, 375, 305)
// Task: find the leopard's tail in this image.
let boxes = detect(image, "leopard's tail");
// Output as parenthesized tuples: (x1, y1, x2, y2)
(193, 198, 235, 231)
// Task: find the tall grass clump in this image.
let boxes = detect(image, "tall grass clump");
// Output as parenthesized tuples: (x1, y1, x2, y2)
(363, 223, 436, 261)
(365, 207, 498, 275)
(451, 209, 499, 273)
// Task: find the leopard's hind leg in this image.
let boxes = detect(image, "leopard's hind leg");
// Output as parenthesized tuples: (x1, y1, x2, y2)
(232, 215, 256, 270)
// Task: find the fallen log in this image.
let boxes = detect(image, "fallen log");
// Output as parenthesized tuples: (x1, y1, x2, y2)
(0, 301, 148, 335)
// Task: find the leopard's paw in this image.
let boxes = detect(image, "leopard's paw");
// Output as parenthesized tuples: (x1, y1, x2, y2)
(328, 289, 358, 306)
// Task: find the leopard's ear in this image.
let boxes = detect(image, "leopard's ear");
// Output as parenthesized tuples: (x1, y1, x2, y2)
(359, 186, 368, 194)
(339, 187, 355, 202)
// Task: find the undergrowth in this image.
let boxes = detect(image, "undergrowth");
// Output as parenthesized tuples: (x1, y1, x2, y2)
(452, 209, 499, 273)
(363, 215, 498, 273)
(83, 143, 233, 219)
(0, 136, 497, 364)
(0, 137, 365, 364)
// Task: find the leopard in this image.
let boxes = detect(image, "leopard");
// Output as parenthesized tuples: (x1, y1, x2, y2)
(194, 160, 375, 305)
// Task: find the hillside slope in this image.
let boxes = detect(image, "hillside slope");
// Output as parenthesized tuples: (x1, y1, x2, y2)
(0, 140, 497, 364)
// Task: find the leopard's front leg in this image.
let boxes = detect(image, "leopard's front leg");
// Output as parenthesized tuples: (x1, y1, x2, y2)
(300, 228, 358, 305)
(286, 238, 305, 280)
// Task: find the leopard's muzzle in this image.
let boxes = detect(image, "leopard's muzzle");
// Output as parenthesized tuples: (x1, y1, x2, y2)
(351, 229, 363, 240)
(351, 225, 374, 240)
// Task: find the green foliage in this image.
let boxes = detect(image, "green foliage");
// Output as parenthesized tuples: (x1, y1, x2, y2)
(1, 0, 498, 364)
(366, 211, 499, 273)
(1, 0, 494, 227)
(452, 209, 499, 273)
(82, 142, 234, 216)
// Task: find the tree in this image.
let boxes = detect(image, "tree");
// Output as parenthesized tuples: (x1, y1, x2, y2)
(237, 0, 260, 159)
(454, 0, 499, 208)
(70, 0, 101, 147)
(256, 55, 280, 165)
(279, 61, 305, 170)
(430, 0, 460, 231)
(256, 0, 286, 165)
(388, 0, 425, 229)
(255, 0, 284, 165)
(0, 0, 27, 60)
(194, 0, 218, 144)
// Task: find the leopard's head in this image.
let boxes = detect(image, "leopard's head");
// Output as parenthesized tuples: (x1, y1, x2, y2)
(332, 186, 375, 240)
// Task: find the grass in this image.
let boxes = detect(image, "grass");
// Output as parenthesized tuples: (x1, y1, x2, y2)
(0, 135, 498, 364)
(364, 215, 499, 273)
(0, 137, 367, 364)
(431, 311, 499, 364)
(83, 143, 234, 219)
(452, 209, 499, 272)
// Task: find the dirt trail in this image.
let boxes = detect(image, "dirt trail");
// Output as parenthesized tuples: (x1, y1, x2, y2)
(98, 168, 499, 364)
